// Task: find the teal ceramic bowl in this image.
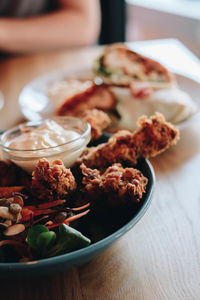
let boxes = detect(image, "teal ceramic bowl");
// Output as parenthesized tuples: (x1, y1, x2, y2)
(0, 158, 155, 277)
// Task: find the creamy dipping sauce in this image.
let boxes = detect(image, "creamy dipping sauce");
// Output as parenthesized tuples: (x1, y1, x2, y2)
(6, 120, 80, 150)
(2, 119, 90, 174)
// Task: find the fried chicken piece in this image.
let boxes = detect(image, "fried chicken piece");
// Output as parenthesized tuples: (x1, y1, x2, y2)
(31, 159, 76, 202)
(81, 109, 111, 140)
(81, 163, 148, 206)
(79, 113, 179, 169)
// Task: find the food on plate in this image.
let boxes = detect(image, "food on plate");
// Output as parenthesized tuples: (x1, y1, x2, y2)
(0, 113, 179, 262)
(26, 223, 91, 259)
(0, 186, 25, 198)
(50, 44, 196, 131)
(31, 159, 77, 202)
(51, 79, 114, 138)
(94, 43, 175, 88)
(55, 78, 116, 116)
(80, 109, 111, 140)
(79, 113, 179, 169)
(0, 160, 92, 262)
(93, 43, 197, 128)
(0, 117, 91, 173)
(112, 86, 197, 130)
(49, 78, 94, 107)
(81, 163, 148, 206)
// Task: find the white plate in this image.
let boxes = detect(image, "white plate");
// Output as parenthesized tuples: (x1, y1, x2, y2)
(18, 66, 200, 122)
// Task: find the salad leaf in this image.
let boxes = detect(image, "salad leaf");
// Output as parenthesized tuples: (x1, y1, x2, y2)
(37, 231, 56, 257)
(27, 224, 49, 250)
(94, 57, 112, 77)
(27, 224, 91, 259)
(47, 224, 91, 257)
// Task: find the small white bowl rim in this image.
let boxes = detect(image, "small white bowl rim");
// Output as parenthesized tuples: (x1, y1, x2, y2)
(0, 116, 91, 152)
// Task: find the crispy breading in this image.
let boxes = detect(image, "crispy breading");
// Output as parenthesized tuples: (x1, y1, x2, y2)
(79, 113, 179, 169)
(31, 159, 77, 201)
(81, 109, 111, 140)
(81, 163, 148, 206)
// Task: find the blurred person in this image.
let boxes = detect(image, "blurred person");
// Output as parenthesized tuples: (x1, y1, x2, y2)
(0, 0, 101, 53)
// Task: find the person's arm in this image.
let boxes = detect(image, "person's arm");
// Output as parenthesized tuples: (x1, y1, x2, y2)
(0, 0, 101, 53)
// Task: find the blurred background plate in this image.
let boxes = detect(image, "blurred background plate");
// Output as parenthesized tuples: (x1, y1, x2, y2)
(18, 66, 200, 123)
(18, 65, 94, 122)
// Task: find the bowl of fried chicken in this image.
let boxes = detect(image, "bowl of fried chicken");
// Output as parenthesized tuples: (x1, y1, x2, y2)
(0, 110, 179, 277)
(1, 43, 183, 276)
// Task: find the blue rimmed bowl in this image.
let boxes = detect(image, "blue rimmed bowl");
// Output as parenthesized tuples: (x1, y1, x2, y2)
(0, 158, 155, 278)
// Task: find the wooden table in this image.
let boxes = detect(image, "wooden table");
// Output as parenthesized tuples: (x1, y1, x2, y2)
(0, 42, 200, 300)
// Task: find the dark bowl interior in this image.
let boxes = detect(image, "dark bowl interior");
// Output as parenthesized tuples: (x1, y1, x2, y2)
(0, 133, 155, 278)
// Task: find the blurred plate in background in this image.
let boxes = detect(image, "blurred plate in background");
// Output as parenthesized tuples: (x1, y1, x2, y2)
(18, 66, 200, 123)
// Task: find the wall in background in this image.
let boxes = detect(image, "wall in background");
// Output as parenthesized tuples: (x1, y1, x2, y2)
(126, 0, 200, 57)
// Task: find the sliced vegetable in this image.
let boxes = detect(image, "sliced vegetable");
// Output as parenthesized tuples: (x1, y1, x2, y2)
(47, 224, 91, 257)
(25, 199, 66, 211)
(46, 209, 90, 230)
(0, 186, 24, 198)
(63, 209, 90, 224)
(4, 224, 25, 236)
(21, 208, 33, 222)
(71, 203, 90, 211)
(33, 209, 57, 216)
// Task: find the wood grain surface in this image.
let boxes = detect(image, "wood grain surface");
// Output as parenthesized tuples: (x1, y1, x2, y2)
(0, 45, 200, 300)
